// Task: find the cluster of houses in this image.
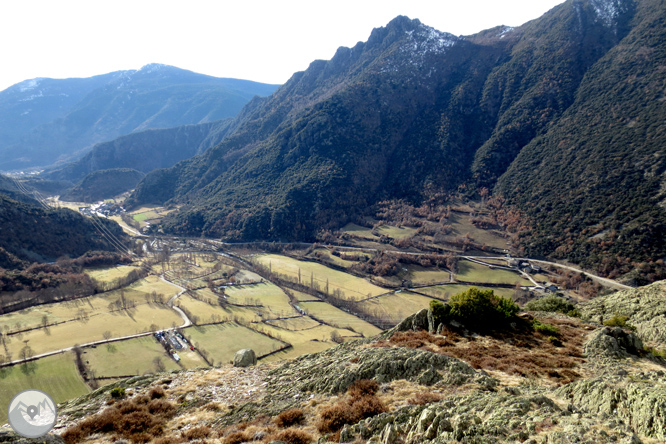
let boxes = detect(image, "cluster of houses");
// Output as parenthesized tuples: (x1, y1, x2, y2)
(78, 201, 124, 218)
(154, 329, 193, 362)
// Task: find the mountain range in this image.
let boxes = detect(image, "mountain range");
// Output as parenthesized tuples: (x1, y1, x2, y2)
(0, 64, 279, 171)
(124, 0, 666, 280)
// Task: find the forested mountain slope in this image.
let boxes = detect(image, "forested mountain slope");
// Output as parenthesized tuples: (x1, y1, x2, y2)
(130, 0, 666, 280)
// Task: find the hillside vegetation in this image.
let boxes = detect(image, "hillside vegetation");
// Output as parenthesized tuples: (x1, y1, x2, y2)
(129, 0, 666, 282)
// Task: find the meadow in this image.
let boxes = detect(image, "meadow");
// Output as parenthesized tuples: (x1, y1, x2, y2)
(456, 260, 531, 286)
(182, 323, 285, 366)
(254, 254, 387, 300)
(0, 353, 90, 423)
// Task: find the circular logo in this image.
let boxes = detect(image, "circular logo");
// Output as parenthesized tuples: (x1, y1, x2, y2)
(7, 389, 57, 438)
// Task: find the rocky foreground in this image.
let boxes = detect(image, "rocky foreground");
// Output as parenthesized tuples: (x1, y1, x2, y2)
(3, 284, 666, 444)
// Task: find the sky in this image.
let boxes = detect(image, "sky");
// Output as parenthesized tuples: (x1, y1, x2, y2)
(0, 0, 566, 92)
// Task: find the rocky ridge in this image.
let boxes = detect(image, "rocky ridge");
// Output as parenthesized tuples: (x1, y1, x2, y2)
(8, 284, 666, 444)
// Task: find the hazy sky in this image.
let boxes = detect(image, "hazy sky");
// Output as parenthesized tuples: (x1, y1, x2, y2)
(0, 0, 565, 92)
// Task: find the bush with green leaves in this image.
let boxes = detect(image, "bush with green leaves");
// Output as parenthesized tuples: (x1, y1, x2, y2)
(603, 313, 635, 330)
(532, 319, 560, 336)
(429, 300, 450, 327)
(446, 287, 520, 330)
(524, 295, 580, 317)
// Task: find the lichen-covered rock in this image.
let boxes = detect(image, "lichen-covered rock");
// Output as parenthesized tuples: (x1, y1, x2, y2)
(584, 326, 644, 360)
(556, 372, 666, 441)
(392, 309, 430, 333)
(0, 432, 65, 444)
(267, 341, 494, 394)
(234, 349, 257, 367)
(581, 281, 666, 347)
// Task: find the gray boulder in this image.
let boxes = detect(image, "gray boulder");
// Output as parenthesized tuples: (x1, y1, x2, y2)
(234, 348, 257, 367)
(584, 326, 643, 360)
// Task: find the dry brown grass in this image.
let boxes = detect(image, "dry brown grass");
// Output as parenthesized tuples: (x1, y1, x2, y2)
(317, 379, 387, 436)
(407, 391, 443, 405)
(61, 394, 177, 444)
(374, 316, 587, 385)
(275, 408, 305, 428)
(271, 428, 314, 444)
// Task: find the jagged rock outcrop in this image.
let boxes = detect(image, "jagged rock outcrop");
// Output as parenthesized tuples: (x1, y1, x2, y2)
(581, 281, 666, 347)
(584, 326, 644, 361)
(267, 340, 496, 396)
(340, 388, 645, 444)
(557, 372, 666, 441)
(0, 432, 65, 444)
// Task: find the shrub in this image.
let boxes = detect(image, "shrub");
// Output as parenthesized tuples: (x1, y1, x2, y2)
(183, 426, 212, 440)
(274, 429, 313, 444)
(408, 392, 443, 405)
(524, 295, 578, 315)
(317, 379, 386, 434)
(532, 320, 560, 336)
(429, 300, 450, 326)
(347, 379, 379, 397)
(603, 313, 634, 330)
(275, 408, 305, 428)
(448, 287, 519, 330)
(224, 431, 251, 444)
(110, 387, 126, 399)
(148, 386, 166, 399)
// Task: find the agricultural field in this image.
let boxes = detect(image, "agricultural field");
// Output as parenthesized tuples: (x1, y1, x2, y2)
(298, 301, 382, 338)
(375, 225, 417, 239)
(0, 353, 90, 423)
(258, 322, 360, 362)
(254, 254, 387, 300)
(356, 291, 435, 326)
(408, 266, 452, 285)
(415, 284, 516, 301)
(306, 248, 370, 268)
(264, 316, 321, 331)
(456, 260, 531, 286)
(340, 222, 377, 240)
(85, 265, 142, 283)
(128, 206, 176, 228)
(444, 212, 508, 250)
(225, 283, 297, 318)
(83, 336, 182, 378)
(182, 323, 285, 366)
(0, 277, 184, 358)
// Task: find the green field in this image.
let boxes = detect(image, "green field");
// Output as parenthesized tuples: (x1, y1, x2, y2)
(357, 291, 435, 325)
(298, 301, 382, 338)
(84, 336, 183, 378)
(408, 266, 452, 285)
(0, 277, 184, 358)
(0, 353, 90, 423)
(340, 223, 377, 239)
(254, 254, 387, 300)
(85, 265, 142, 283)
(225, 283, 298, 318)
(183, 323, 285, 366)
(265, 316, 321, 330)
(456, 260, 531, 286)
(415, 284, 515, 300)
(445, 213, 509, 250)
(375, 225, 417, 239)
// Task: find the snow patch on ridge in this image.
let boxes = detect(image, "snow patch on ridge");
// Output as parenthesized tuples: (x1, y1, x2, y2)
(18, 78, 41, 92)
(380, 24, 458, 74)
(590, 0, 627, 28)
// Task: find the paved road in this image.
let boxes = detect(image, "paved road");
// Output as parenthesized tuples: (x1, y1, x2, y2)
(161, 275, 192, 328)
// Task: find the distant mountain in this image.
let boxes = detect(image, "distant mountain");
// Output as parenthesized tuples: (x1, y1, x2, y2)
(130, 0, 666, 280)
(41, 118, 235, 183)
(0, 64, 279, 171)
(60, 168, 145, 203)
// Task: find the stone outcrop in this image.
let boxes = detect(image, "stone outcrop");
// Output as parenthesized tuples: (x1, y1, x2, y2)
(584, 326, 644, 361)
(556, 371, 666, 441)
(267, 339, 495, 395)
(581, 281, 666, 347)
(233, 349, 257, 367)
